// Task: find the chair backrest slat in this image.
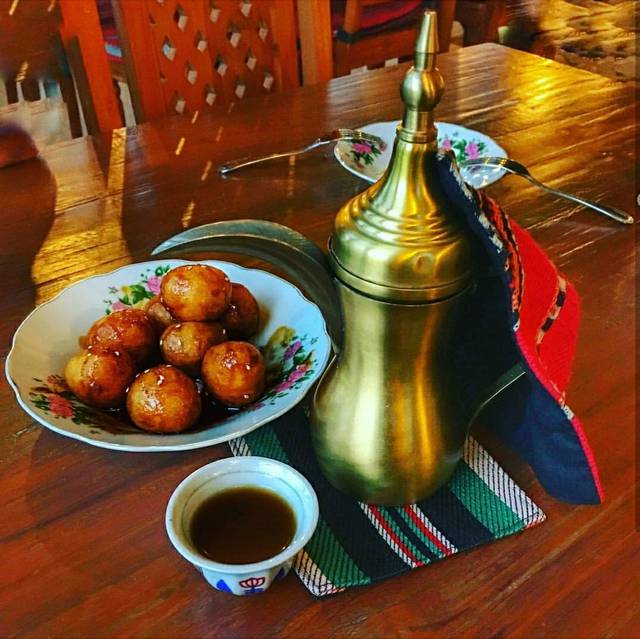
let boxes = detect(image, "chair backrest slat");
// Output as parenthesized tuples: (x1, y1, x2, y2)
(113, 0, 299, 122)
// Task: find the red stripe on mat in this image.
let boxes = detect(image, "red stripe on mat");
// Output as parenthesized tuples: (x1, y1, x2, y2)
(404, 506, 453, 557)
(368, 506, 424, 567)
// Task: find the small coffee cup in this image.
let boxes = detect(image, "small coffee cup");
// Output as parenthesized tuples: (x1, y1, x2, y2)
(166, 456, 319, 596)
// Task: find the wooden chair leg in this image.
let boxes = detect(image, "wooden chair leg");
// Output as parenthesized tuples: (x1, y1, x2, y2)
(297, 0, 334, 85)
(64, 35, 101, 135)
(333, 41, 355, 77)
(334, 0, 364, 77)
(59, 75, 83, 138)
(458, 0, 504, 46)
(5, 81, 19, 104)
(484, 0, 506, 43)
(21, 79, 41, 102)
(59, 0, 123, 131)
(435, 0, 456, 53)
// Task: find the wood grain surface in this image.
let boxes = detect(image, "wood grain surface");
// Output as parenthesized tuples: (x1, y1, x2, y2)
(0, 44, 637, 638)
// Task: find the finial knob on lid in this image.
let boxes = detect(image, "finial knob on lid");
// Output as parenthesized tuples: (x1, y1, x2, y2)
(400, 10, 444, 138)
(329, 9, 477, 303)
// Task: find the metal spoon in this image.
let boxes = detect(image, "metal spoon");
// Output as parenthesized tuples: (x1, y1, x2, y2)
(218, 128, 386, 175)
(462, 156, 634, 225)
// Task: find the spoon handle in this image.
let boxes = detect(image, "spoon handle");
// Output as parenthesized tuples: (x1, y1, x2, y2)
(218, 129, 385, 175)
(522, 174, 634, 225)
(218, 139, 329, 174)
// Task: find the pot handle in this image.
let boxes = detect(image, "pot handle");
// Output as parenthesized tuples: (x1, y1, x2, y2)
(152, 220, 342, 351)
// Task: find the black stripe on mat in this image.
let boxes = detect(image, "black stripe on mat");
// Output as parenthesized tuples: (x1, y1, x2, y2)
(272, 406, 408, 579)
(384, 508, 438, 563)
(417, 485, 494, 549)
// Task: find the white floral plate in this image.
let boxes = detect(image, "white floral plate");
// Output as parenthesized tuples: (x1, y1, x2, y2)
(335, 121, 508, 189)
(5, 260, 331, 452)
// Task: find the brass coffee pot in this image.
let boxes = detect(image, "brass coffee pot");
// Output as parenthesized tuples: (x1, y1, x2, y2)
(154, 11, 481, 505)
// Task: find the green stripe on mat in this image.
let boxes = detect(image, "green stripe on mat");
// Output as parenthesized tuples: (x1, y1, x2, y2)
(305, 518, 370, 588)
(377, 508, 433, 565)
(448, 464, 523, 535)
(396, 508, 446, 559)
(243, 427, 289, 462)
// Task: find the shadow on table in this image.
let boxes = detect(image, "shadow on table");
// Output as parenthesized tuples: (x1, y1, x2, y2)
(0, 157, 56, 352)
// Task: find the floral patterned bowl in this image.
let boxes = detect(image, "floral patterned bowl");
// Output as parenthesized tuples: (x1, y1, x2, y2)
(5, 260, 331, 452)
(335, 121, 508, 189)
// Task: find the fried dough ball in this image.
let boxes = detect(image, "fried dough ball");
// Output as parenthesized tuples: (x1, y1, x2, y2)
(145, 295, 175, 333)
(65, 347, 136, 409)
(160, 321, 227, 376)
(86, 308, 157, 365)
(202, 341, 266, 407)
(160, 265, 232, 322)
(126, 364, 202, 433)
(221, 283, 260, 339)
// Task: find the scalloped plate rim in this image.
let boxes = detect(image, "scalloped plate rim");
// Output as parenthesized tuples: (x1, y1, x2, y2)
(5, 259, 332, 452)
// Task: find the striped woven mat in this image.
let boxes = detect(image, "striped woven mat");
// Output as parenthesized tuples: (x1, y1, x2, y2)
(229, 406, 545, 597)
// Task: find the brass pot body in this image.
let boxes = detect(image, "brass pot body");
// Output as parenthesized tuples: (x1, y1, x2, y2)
(310, 280, 468, 505)
(309, 11, 479, 504)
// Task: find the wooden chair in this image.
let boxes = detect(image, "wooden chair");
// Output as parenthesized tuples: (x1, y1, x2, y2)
(0, 0, 122, 136)
(298, 0, 457, 84)
(455, 0, 505, 47)
(111, 0, 300, 122)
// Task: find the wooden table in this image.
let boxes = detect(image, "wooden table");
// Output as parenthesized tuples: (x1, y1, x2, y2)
(0, 44, 637, 638)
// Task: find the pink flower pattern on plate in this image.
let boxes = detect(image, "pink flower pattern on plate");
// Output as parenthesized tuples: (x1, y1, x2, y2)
(352, 142, 372, 154)
(111, 300, 128, 312)
(29, 377, 98, 426)
(464, 142, 480, 160)
(283, 340, 302, 361)
(146, 275, 162, 295)
(273, 379, 293, 394)
(48, 394, 74, 418)
(103, 265, 170, 314)
(273, 363, 309, 393)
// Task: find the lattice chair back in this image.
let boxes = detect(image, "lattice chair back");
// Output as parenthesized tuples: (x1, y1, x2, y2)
(113, 0, 299, 122)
